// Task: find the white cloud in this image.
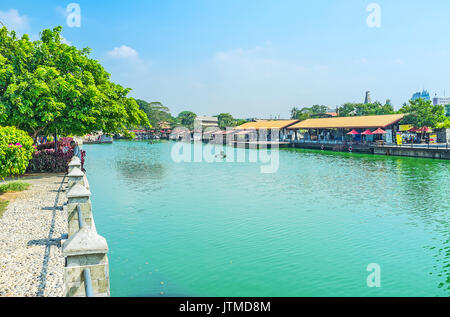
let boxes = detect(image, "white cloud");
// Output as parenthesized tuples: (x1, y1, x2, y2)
(55, 6, 68, 17)
(61, 36, 72, 46)
(107, 45, 139, 59)
(0, 9, 29, 32)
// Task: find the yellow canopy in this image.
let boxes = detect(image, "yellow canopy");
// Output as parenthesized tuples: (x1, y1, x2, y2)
(234, 120, 299, 130)
(287, 114, 406, 129)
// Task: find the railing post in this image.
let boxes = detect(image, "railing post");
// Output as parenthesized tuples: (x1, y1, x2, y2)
(68, 156, 81, 174)
(65, 183, 93, 237)
(62, 226, 110, 297)
(67, 167, 87, 190)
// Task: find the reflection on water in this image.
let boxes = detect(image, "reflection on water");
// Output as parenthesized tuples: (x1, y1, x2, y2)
(116, 160, 165, 182)
(85, 141, 450, 297)
(114, 143, 166, 192)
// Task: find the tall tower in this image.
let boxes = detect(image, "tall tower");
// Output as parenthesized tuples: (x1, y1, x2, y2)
(364, 91, 372, 104)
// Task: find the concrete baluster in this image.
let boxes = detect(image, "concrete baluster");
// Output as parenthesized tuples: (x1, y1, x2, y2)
(62, 227, 110, 297)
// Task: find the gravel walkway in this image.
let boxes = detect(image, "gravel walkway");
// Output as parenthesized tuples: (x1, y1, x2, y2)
(0, 174, 67, 297)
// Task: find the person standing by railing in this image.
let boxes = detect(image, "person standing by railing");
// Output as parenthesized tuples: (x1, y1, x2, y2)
(70, 141, 81, 160)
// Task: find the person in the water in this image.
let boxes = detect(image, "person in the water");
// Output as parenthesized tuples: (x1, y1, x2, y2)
(215, 151, 226, 159)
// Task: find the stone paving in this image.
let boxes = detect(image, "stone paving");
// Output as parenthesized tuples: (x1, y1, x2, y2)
(0, 174, 67, 297)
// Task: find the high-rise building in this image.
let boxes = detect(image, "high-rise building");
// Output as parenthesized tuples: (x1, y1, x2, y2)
(364, 91, 371, 104)
(411, 90, 430, 101)
(386, 99, 392, 106)
(432, 95, 450, 107)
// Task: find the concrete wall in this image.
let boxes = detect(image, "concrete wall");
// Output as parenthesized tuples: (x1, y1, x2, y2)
(373, 146, 450, 160)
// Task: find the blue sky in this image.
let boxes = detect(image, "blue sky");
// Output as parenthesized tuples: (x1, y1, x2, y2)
(1, 0, 449, 118)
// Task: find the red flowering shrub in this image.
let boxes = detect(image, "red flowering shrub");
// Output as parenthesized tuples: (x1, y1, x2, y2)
(27, 137, 75, 173)
(0, 126, 35, 178)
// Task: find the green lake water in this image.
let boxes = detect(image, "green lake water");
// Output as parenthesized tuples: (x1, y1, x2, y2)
(84, 140, 449, 297)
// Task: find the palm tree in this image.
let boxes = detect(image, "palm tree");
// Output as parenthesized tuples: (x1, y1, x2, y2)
(290, 107, 299, 119)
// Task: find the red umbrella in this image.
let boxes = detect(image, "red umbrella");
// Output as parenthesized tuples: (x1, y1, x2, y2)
(372, 128, 387, 134)
(416, 127, 432, 133)
(347, 129, 360, 135)
(361, 130, 373, 135)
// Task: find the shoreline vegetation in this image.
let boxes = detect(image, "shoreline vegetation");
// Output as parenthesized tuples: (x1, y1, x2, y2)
(0, 182, 31, 219)
(0, 182, 31, 194)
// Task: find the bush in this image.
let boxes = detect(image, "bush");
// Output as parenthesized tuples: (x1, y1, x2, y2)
(0, 126, 35, 179)
(26, 148, 74, 173)
(36, 137, 73, 151)
(27, 137, 75, 173)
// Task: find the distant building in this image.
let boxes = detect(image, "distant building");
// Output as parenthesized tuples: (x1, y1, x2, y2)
(364, 91, 372, 104)
(194, 116, 219, 131)
(386, 99, 392, 106)
(411, 90, 430, 101)
(432, 95, 450, 106)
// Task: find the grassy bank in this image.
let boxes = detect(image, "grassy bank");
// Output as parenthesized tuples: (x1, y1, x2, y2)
(0, 200, 8, 218)
(0, 182, 31, 193)
(0, 182, 30, 219)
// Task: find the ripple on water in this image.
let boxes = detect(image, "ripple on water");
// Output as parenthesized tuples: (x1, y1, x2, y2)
(84, 141, 450, 297)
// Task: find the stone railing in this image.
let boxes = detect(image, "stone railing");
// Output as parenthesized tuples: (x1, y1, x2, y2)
(61, 156, 110, 297)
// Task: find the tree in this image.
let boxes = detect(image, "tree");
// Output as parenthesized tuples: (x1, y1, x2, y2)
(234, 119, 248, 127)
(309, 105, 328, 114)
(0, 26, 149, 142)
(292, 105, 328, 120)
(217, 113, 235, 129)
(290, 107, 299, 120)
(436, 118, 450, 129)
(338, 102, 394, 117)
(337, 103, 356, 117)
(136, 99, 175, 128)
(398, 98, 446, 128)
(177, 111, 197, 129)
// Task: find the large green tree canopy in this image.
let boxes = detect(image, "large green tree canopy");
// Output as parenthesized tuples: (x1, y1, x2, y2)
(0, 26, 149, 141)
(399, 99, 446, 128)
(136, 99, 175, 128)
(291, 105, 329, 120)
(337, 102, 394, 117)
(177, 111, 197, 129)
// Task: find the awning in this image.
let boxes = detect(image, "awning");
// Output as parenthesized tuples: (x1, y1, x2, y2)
(203, 130, 220, 135)
(288, 114, 406, 129)
(235, 130, 257, 135)
(234, 120, 299, 130)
